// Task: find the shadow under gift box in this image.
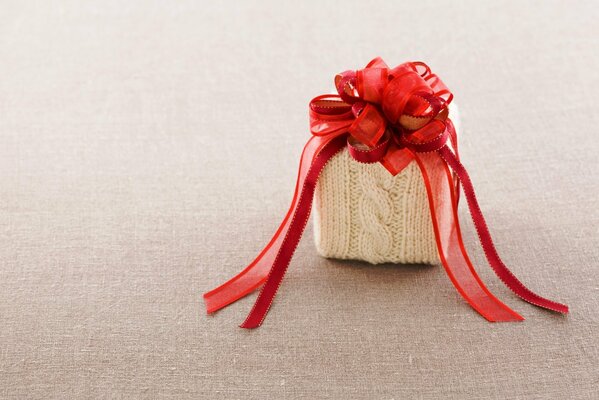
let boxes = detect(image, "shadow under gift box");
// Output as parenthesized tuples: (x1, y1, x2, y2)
(313, 105, 461, 265)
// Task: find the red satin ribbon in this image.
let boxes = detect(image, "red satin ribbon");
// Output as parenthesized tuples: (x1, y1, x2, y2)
(204, 58, 568, 328)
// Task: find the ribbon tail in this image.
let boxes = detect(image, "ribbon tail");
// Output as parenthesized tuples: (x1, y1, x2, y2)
(414, 151, 524, 321)
(446, 118, 461, 205)
(239, 135, 347, 328)
(438, 145, 569, 314)
(203, 134, 338, 314)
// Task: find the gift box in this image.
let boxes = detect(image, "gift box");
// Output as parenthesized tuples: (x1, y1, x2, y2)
(204, 58, 568, 328)
(313, 105, 460, 265)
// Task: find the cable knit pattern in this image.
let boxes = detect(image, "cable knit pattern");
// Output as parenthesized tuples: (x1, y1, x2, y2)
(356, 160, 395, 263)
(313, 105, 460, 265)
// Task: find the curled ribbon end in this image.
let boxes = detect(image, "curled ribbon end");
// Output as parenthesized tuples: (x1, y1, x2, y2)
(489, 313, 525, 323)
(239, 323, 259, 330)
(203, 294, 219, 314)
(553, 304, 569, 314)
(239, 319, 262, 329)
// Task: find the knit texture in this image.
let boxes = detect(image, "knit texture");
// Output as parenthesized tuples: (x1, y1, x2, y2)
(313, 106, 460, 265)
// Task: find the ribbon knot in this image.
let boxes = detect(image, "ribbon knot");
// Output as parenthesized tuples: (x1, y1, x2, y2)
(204, 57, 568, 329)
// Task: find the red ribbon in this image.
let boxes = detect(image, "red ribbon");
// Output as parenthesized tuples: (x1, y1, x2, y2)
(204, 58, 568, 328)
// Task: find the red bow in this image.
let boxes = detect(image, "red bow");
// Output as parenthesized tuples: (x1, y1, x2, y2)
(204, 58, 568, 328)
(310, 57, 457, 175)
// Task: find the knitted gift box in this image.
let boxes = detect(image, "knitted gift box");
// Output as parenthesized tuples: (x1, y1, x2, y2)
(204, 58, 568, 329)
(313, 106, 460, 265)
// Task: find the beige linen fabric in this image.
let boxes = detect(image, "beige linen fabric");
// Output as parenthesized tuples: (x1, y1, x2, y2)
(0, 1, 598, 399)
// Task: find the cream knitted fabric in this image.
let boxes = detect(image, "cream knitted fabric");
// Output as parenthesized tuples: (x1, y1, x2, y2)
(313, 105, 460, 265)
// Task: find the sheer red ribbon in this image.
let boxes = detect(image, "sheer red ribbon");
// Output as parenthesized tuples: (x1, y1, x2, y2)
(204, 57, 568, 328)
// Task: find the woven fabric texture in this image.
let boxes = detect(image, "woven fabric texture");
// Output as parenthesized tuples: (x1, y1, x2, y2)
(0, 1, 598, 399)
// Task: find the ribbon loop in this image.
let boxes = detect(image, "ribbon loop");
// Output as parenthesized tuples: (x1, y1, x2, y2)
(400, 120, 449, 153)
(347, 131, 391, 164)
(348, 103, 387, 147)
(383, 70, 433, 124)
